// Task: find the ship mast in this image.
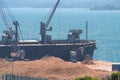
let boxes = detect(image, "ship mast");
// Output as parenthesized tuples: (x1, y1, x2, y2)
(40, 0, 60, 44)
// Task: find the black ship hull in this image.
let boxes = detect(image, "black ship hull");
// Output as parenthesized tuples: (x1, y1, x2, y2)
(0, 41, 96, 61)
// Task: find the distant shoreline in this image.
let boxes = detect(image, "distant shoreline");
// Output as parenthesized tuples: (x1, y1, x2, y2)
(6, 7, 120, 11)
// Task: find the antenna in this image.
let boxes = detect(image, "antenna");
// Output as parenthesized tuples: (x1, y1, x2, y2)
(86, 21, 88, 40)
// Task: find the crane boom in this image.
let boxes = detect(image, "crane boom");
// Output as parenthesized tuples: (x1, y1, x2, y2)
(40, 0, 60, 43)
(0, 4, 15, 42)
(0, 3, 10, 30)
(0, 0, 19, 46)
(45, 0, 60, 28)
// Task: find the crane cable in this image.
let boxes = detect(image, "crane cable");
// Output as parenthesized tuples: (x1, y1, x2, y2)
(0, 0, 25, 50)
(2, 0, 24, 42)
(0, 1, 11, 30)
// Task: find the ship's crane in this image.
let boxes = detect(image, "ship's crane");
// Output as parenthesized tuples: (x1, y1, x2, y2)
(0, 0, 25, 60)
(40, 0, 60, 43)
(0, 0, 18, 44)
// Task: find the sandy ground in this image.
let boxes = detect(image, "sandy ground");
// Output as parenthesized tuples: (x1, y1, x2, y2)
(84, 60, 113, 71)
(0, 57, 115, 80)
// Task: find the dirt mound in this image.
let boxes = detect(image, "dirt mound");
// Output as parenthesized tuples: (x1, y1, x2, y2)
(0, 57, 111, 80)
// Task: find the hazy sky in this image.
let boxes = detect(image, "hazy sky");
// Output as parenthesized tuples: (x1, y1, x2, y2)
(2, 0, 119, 8)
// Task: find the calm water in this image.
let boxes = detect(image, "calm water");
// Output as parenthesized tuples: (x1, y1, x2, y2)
(0, 8, 120, 62)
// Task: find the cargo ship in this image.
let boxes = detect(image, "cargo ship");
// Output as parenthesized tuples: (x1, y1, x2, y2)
(0, 0, 96, 61)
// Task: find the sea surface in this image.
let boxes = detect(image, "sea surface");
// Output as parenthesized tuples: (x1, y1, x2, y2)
(0, 8, 120, 62)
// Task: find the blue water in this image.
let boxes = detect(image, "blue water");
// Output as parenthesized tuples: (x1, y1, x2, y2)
(0, 8, 120, 62)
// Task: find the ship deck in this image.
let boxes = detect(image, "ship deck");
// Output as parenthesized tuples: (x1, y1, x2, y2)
(0, 40, 96, 47)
